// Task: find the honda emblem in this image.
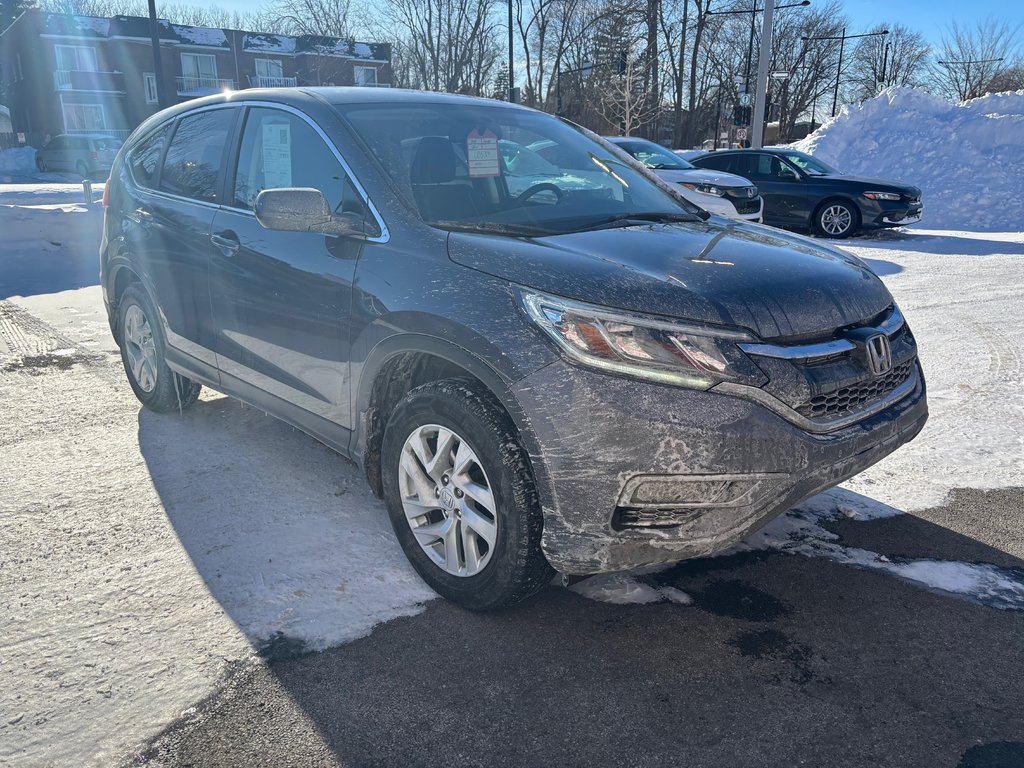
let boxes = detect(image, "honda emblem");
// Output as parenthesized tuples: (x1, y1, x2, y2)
(865, 333, 893, 376)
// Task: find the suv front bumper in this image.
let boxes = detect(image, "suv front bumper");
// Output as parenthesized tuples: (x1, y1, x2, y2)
(512, 360, 927, 574)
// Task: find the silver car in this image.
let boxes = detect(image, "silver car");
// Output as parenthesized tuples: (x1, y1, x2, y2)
(35, 133, 122, 177)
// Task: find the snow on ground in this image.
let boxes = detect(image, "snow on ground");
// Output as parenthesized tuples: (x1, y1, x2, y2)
(791, 88, 1024, 231)
(0, 183, 1022, 762)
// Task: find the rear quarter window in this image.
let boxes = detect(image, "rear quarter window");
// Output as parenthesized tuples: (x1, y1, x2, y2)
(695, 154, 735, 173)
(127, 125, 170, 189)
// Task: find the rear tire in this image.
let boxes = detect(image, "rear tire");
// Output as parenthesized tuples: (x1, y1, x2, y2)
(813, 199, 859, 238)
(36, 157, 47, 172)
(382, 379, 553, 610)
(116, 283, 201, 413)
(76, 160, 89, 179)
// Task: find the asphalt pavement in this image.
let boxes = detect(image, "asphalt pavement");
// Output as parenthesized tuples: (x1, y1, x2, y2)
(132, 487, 1024, 768)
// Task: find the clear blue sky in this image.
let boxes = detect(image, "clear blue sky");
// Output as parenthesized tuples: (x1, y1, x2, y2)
(835, 0, 1020, 45)
(209, 0, 1022, 46)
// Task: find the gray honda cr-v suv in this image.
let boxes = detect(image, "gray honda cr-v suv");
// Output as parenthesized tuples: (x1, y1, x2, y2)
(101, 88, 927, 609)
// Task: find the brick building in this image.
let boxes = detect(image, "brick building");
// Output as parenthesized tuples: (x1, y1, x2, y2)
(0, 11, 391, 143)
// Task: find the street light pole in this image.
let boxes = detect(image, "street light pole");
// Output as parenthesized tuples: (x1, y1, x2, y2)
(507, 0, 515, 102)
(750, 0, 774, 148)
(802, 28, 888, 118)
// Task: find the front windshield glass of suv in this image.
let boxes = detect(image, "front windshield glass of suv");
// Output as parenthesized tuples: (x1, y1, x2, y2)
(614, 140, 695, 170)
(779, 150, 839, 176)
(336, 101, 702, 235)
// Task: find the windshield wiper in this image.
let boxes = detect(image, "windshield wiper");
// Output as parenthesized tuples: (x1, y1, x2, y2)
(566, 211, 701, 233)
(429, 220, 556, 237)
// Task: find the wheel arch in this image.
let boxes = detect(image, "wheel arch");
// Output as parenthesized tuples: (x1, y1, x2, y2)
(353, 334, 549, 508)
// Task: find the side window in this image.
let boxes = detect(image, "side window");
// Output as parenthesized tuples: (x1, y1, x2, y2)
(696, 154, 734, 173)
(127, 125, 169, 189)
(160, 109, 235, 203)
(232, 107, 362, 214)
(48, 137, 65, 150)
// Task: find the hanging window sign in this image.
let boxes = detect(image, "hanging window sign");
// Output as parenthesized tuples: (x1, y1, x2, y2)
(466, 128, 500, 177)
(262, 121, 292, 188)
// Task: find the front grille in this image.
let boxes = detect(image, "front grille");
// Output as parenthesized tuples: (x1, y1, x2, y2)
(733, 197, 761, 215)
(725, 186, 758, 199)
(796, 361, 914, 419)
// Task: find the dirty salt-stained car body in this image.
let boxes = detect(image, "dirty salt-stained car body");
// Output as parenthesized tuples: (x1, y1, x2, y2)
(100, 88, 928, 610)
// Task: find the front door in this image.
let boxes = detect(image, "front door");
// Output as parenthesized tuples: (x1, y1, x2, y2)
(209, 106, 370, 432)
(732, 153, 808, 226)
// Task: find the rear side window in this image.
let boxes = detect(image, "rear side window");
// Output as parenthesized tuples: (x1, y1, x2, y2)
(127, 125, 169, 189)
(160, 109, 235, 203)
(232, 107, 360, 213)
(94, 138, 123, 151)
(695, 154, 735, 173)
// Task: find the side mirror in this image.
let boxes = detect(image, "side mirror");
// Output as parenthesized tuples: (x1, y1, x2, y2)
(254, 187, 372, 238)
(777, 168, 799, 181)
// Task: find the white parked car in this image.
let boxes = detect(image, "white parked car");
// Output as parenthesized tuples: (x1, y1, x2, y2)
(606, 136, 763, 223)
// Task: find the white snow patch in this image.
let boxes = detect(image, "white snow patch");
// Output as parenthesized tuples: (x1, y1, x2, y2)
(172, 24, 228, 47)
(571, 574, 693, 605)
(791, 88, 1024, 231)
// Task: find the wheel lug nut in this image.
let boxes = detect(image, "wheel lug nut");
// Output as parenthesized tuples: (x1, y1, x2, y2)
(441, 475, 449, 485)
(434, 487, 440, 497)
(454, 488, 464, 498)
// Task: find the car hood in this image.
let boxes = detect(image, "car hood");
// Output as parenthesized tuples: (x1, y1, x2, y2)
(448, 220, 892, 340)
(819, 174, 921, 196)
(652, 168, 755, 188)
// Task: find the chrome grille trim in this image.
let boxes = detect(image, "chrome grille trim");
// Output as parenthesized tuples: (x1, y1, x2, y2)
(739, 306, 905, 361)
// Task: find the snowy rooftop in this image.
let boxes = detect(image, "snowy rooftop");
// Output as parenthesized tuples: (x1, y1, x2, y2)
(37, 12, 387, 59)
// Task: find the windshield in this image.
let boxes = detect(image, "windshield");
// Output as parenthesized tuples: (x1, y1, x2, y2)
(336, 102, 701, 235)
(778, 150, 839, 176)
(612, 139, 695, 170)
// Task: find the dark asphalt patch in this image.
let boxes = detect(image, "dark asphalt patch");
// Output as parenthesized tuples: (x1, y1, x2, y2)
(128, 488, 1024, 768)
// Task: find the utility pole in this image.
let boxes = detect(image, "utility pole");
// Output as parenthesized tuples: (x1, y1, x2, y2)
(147, 0, 167, 108)
(750, 0, 774, 148)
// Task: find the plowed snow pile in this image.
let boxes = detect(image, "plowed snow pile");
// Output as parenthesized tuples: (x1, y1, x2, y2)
(792, 88, 1024, 231)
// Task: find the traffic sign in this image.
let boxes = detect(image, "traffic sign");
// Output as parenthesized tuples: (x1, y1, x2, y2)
(739, 93, 752, 107)
(736, 127, 748, 140)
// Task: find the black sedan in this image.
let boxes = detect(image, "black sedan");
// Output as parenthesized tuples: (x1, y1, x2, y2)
(690, 148, 922, 238)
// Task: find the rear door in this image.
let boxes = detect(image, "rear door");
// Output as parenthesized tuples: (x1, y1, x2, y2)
(209, 105, 372, 432)
(125, 107, 237, 374)
(46, 136, 67, 170)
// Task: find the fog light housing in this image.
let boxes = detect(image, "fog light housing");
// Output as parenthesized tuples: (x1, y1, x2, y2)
(612, 473, 786, 529)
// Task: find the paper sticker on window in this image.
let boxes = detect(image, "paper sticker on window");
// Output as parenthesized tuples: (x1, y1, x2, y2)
(466, 128, 500, 177)
(262, 122, 292, 188)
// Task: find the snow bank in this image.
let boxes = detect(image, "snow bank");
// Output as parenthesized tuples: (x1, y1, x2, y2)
(0, 146, 38, 175)
(792, 88, 1024, 231)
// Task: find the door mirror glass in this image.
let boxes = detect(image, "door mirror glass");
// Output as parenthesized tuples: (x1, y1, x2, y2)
(254, 188, 369, 237)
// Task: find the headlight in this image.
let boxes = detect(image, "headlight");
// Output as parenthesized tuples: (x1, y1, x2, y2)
(863, 191, 901, 201)
(681, 182, 726, 197)
(520, 291, 767, 389)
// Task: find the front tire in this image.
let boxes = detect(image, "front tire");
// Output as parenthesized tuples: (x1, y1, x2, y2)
(813, 199, 859, 238)
(117, 283, 201, 413)
(382, 379, 553, 610)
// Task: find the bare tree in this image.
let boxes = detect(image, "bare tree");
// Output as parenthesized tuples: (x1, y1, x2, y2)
(931, 18, 1021, 100)
(845, 23, 929, 100)
(268, 0, 352, 37)
(373, 0, 501, 95)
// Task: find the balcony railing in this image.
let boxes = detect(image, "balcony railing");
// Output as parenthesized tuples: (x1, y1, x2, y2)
(356, 81, 391, 88)
(54, 69, 126, 93)
(250, 75, 298, 88)
(176, 76, 235, 95)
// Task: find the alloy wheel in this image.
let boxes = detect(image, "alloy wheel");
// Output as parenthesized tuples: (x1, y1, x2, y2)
(820, 204, 853, 236)
(398, 424, 498, 577)
(123, 304, 158, 393)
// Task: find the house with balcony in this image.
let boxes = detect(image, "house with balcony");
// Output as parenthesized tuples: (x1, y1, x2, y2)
(0, 10, 391, 144)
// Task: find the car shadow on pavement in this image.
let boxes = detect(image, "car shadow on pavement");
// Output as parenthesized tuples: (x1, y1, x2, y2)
(843, 230, 1024, 257)
(136, 397, 1024, 768)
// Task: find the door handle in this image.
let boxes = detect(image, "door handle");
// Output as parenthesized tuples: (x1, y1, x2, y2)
(211, 232, 240, 253)
(127, 207, 152, 224)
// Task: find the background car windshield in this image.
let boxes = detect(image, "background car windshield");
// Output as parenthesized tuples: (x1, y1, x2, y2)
(780, 151, 838, 176)
(336, 102, 698, 234)
(615, 140, 695, 170)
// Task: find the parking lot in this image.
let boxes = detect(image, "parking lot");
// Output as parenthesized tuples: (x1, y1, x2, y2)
(0, 185, 1022, 767)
